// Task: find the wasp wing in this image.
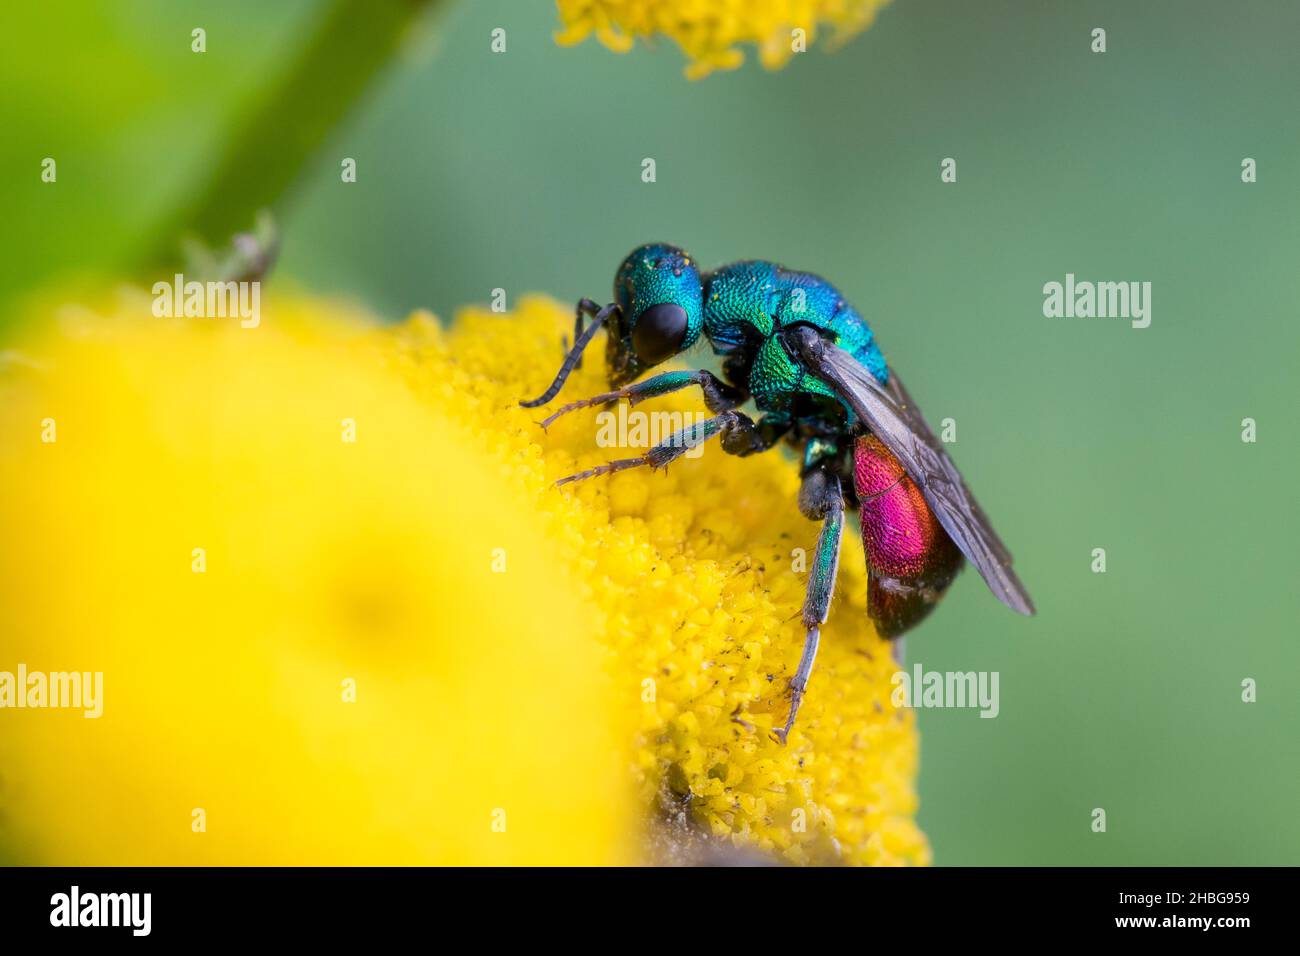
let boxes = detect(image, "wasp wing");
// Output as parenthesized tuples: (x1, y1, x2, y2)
(883, 365, 1014, 567)
(791, 326, 1035, 616)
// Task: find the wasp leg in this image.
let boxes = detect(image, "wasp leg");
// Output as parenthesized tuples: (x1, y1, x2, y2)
(774, 468, 844, 745)
(520, 303, 616, 408)
(554, 410, 747, 486)
(538, 370, 746, 429)
(560, 298, 603, 368)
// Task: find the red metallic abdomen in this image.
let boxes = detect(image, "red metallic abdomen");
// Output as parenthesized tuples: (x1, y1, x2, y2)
(853, 434, 963, 637)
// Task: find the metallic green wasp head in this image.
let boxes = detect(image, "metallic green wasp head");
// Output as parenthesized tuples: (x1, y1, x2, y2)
(608, 243, 704, 387)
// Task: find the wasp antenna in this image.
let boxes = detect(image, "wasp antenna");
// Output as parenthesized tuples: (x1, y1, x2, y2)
(519, 304, 615, 408)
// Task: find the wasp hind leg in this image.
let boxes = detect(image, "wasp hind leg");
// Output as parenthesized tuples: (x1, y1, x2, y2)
(774, 467, 844, 745)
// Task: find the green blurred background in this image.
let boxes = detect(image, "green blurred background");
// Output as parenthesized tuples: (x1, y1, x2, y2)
(2, 0, 1296, 865)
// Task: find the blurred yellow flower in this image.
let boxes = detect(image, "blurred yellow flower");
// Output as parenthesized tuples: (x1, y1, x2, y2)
(555, 0, 894, 78)
(0, 291, 629, 866)
(0, 287, 928, 866)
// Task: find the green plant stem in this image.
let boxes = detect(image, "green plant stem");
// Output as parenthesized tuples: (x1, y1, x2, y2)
(143, 0, 442, 270)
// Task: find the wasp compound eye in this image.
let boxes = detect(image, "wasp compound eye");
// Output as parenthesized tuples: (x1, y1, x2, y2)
(632, 303, 688, 364)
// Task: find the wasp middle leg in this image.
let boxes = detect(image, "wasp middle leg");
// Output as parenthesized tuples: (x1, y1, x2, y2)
(553, 409, 787, 486)
(537, 369, 747, 429)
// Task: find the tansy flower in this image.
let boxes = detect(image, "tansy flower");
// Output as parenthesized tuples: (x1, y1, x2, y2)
(555, 0, 894, 78)
(0, 288, 928, 866)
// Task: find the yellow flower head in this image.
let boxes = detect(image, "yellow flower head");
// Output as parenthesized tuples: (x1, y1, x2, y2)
(555, 0, 894, 78)
(0, 288, 928, 866)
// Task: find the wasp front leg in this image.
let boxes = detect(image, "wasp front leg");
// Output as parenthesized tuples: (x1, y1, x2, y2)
(537, 370, 747, 429)
(520, 301, 619, 408)
(560, 298, 603, 367)
(774, 467, 844, 745)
